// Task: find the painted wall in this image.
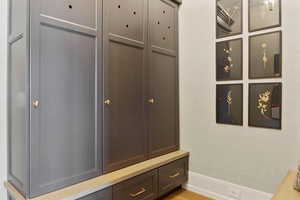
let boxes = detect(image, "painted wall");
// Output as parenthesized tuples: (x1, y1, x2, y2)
(0, 0, 8, 198)
(179, 0, 300, 193)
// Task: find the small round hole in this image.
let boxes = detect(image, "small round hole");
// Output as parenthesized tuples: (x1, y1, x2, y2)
(118, 5, 121, 8)
(163, 10, 166, 14)
(168, 26, 171, 29)
(133, 11, 136, 15)
(126, 24, 129, 28)
(163, 37, 166, 40)
(68, 5, 73, 9)
(157, 21, 160, 25)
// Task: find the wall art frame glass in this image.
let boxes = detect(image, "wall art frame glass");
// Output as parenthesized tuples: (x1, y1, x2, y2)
(216, 38, 243, 81)
(249, 83, 282, 129)
(249, 0, 281, 32)
(249, 31, 282, 79)
(216, 0, 243, 39)
(216, 84, 243, 126)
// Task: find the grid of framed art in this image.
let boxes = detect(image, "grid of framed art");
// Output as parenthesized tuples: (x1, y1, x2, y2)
(216, 0, 282, 129)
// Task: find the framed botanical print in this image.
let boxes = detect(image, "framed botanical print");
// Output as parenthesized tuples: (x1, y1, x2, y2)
(216, 39, 243, 81)
(249, 31, 282, 79)
(249, 0, 281, 32)
(249, 83, 282, 129)
(216, 84, 243, 125)
(216, 0, 243, 38)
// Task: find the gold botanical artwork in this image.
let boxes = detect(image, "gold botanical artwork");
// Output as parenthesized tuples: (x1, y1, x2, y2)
(257, 89, 271, 115)
(226, 90, 233, 115)
(261, 43, 268, 70)
(223, 47, 233, 72)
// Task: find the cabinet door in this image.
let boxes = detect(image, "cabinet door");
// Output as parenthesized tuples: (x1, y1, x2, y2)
(103, 0, 148, 173)
(78, 188, 112, 200)
(29, 0, 102, 197)
(148, 0, 179, 158)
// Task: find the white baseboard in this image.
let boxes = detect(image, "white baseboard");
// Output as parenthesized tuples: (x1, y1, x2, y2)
(183, 171, 273, 200)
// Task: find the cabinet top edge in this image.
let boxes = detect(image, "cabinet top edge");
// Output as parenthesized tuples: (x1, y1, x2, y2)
(5, 150, 189, 200)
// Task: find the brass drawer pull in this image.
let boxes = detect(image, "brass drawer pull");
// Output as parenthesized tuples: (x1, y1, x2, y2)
(129, 187, 146, 197)
(169, 172, 180, 178)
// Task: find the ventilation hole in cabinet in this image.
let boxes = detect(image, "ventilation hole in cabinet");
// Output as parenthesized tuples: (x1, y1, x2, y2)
(68, 5, 73, 9)
(126, 24, 129, 28)
(133, 11, 136, 15)
(163, 10, 166, 14)
(118, 5, 121, 8)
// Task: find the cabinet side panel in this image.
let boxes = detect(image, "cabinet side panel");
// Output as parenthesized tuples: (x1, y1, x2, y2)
(7, 0, 30, 196)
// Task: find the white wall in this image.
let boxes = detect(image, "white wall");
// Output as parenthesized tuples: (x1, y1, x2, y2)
(179, 0, 300, 194)
(0, 0, 8, 199)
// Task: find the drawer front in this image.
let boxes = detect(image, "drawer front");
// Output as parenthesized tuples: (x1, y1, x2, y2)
(113, 170, 158, 200)
(158, 157, 188, 196)
(78, 187, 112, 200)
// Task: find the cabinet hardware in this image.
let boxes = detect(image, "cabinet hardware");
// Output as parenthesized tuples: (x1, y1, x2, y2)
(32, 100, 40, 108)
(104, 99, 112, 105)
(129, 187, 146, 197)
(169, 172, 180, 178)
(148, 98, 155, 104)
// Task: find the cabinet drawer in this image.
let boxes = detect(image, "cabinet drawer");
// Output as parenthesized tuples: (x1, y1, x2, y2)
(113, 170, 158, 200)
(158, 157, 188, 196)
(78, 187, 112, 200)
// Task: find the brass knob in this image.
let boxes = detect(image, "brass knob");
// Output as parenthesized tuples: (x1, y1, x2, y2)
(32, 100, 40, 108)
(148, 98, 155, 104)
(104, 99, 112, 105)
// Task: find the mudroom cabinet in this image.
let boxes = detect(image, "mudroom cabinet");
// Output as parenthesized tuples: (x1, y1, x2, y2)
(103, 0, 179, 172)
(8, 0, 102, 198)
(7, 0, 181, 199)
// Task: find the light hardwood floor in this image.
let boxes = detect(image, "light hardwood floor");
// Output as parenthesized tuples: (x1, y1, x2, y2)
(163, 189, 214, 200)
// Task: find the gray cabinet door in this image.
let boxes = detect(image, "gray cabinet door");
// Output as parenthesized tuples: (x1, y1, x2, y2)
(103, 0, 148, 173)
(148, 0, 179, 158)
(78, 188, 112, 200)
(29, 0, 102, 197)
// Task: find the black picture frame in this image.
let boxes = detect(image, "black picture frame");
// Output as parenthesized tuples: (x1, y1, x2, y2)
(216, 0, 243, 39)
(216, 38, 243, 81)
(249, 0, 282, 32)
(249, 31, 282, 79)
(216, 84, 243, 126)
(249, 83, 282, 129)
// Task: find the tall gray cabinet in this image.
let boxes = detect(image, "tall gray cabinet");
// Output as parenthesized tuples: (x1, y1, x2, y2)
(8, 0, 102, 198)
(8, 0, 180, 198)
(102, 0, 179, 173)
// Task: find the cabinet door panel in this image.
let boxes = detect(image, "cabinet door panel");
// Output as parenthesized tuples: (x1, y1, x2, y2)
(30, 24, 101, 197)
(148, 0, 179, 158)
(150, 0, 177, 51)
(41, 0, 96, 28)
(148, 53, 179, 157)
(103, 41, 147, 173)
(103, 0, 148, 173)
(108, 0, 144, 41)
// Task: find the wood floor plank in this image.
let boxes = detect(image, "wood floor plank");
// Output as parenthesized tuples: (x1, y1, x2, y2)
(163, 189, 215, 200)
